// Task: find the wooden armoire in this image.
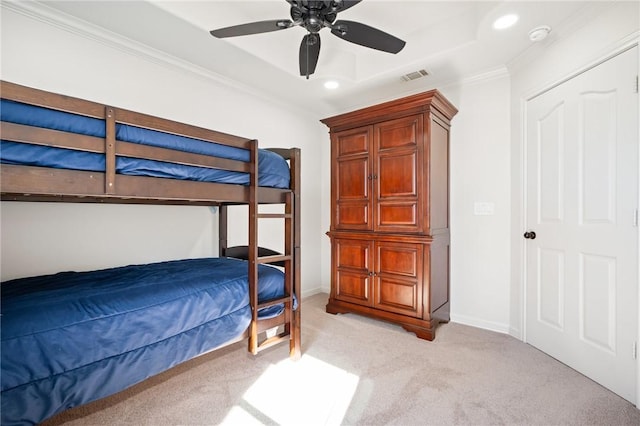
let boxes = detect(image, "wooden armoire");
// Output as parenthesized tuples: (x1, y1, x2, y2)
(321, 90, 458, 340)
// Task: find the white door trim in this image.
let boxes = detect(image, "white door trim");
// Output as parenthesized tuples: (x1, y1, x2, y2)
(519, 34, 639, 406)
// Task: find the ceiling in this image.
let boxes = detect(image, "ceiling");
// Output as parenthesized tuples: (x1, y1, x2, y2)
(35, 1, 602, 116)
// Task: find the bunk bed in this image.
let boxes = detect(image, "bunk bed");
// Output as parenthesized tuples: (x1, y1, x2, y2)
(0, 80, 302, 426)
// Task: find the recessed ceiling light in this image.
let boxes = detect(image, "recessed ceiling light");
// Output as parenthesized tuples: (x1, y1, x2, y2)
(324, 80, 339, 90)
(493, 14, 519, 30)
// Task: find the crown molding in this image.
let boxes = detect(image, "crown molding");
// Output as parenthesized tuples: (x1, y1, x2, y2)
(443, 66, 510, 89)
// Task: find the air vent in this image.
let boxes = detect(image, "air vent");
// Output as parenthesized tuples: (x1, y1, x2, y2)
(401, 69, 429, 82)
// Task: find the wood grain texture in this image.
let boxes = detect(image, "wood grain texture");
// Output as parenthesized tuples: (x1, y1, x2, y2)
(323, 89, 457, 340)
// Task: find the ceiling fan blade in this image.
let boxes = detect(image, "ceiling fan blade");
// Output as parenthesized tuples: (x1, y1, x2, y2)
(333, 1, 362, 13)
(210, 19, 293, 38)
(331, 20, 405, 54)
(299, 33, 321, 79)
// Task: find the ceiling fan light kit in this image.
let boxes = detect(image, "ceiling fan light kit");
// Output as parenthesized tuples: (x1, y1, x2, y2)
(210, 0, 406, 79)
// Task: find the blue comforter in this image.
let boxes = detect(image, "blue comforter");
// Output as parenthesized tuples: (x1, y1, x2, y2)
(0, 99, 290, 188)
(1, 257, 287, 425)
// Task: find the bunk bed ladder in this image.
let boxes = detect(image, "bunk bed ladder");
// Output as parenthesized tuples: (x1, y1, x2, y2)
(246, 141, 298, 357)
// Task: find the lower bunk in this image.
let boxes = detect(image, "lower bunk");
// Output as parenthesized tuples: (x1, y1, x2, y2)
(1, 257, 296, 426)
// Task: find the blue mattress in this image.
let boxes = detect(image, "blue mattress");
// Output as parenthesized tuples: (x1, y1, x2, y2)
(1, 257, 289, 425)
(0, 99, 290, 188)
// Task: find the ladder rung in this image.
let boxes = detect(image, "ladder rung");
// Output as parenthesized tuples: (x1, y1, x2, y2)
(258, 295, 292, 310)
(257, 213, 292, 219)
(257, 332, 291, 352)
(257, 254, 291, 264)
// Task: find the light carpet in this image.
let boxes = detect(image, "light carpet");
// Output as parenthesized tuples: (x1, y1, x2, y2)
(43, 293, 640, 425)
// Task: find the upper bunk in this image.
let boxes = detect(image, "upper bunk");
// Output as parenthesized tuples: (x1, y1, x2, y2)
(0, 80, 300, 206)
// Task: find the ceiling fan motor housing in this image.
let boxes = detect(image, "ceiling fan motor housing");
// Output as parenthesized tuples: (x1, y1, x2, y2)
(291, 1, 338, 34)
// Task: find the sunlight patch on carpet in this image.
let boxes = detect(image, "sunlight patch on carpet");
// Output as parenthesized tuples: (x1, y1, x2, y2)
(222, 355, 359, 425)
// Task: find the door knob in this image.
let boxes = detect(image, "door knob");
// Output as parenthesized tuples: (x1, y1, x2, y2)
(523, 231, 537, 240)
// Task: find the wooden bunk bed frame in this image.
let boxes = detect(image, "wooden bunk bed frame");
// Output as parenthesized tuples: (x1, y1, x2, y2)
(0, 80, 301, 359)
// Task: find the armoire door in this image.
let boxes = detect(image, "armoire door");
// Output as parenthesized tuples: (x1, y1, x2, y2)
(374, 115, 423, 233)
(332, 237, 373, 306)
(332, 126, 373, 231)
(374, 241, 424, 317)
(525, 45, 638, 403)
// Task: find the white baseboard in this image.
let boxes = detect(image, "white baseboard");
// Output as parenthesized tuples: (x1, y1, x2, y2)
(301, 287, 324, 299)
(450, 313, 511, 335)
(508, 326, 523, 340)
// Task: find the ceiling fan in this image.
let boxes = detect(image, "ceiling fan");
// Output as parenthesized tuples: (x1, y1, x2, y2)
(210, 0, 406, 79)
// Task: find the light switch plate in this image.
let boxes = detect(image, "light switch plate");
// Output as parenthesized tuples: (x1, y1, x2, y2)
(474, 201, 495, 215)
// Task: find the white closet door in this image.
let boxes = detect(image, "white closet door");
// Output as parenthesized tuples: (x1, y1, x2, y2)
(525, 46, 638, 403)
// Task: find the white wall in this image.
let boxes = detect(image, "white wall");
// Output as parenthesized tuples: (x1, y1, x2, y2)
(319, 123, 333, 294)
(508, 1, 640, 338)
(0, 5, 328, 295)
(1, 203, 216, 280)
(442, 73, 512, 333)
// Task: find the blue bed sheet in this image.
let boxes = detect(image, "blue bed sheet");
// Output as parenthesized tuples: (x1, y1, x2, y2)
(0, 99, 290, 188)
(1, 257, 289, 425)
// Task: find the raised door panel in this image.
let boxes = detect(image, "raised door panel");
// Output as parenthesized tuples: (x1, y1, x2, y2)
(374, 241, 423, 317)
(377, 151, 418, 230)
(333, 238, 373, 306)
(377, 116, 419, 151)
(333, 127, 373, 230)
(374, 115, 423, 232)
(336, 157, 370, 229)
